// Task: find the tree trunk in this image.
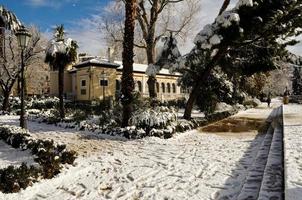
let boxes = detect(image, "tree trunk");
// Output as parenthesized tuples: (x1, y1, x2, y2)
(2, 90, 10, 112)
(121, 0, 136, 128)
(58, 64, 65, 119)
(183, 82, 200, 120)
(146, 37, 157, 98)
(183, 49, 226, 119)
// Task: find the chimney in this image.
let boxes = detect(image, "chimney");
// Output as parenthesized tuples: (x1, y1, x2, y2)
(107, 47, 115, 63)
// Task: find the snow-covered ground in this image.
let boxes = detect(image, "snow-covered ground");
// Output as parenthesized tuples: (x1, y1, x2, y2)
(0, 141, 36, 169)
(0, 102, 279, 199)
(283, 104, 302, 200)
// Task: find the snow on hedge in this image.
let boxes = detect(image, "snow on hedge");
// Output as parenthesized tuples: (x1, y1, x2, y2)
(130, 106, 177, 129)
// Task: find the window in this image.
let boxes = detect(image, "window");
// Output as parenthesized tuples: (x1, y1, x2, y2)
(161, 83, 165, 93)
(80, 89, 86, 95)
(137, 81, 142, 92)
(156, 82, 159, 93)
(100, 79, 108, 86)
(167, 83, 171, 93)
(116, 80, 121, 91)
(172, 83, 176, 93)
(81, 80, 86, 87)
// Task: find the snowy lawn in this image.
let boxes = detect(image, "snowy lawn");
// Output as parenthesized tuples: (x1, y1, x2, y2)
(0, 140, 36, 169)
(0, 102, 278, 199)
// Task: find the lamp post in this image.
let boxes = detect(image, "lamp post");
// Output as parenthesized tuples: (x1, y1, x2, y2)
(100, 70, 107, 108)
(15, 27, 31, 129)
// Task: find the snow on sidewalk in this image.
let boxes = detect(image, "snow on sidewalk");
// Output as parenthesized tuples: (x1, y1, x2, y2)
(0, 103, 277, 200)
(283, 104, 302, 200)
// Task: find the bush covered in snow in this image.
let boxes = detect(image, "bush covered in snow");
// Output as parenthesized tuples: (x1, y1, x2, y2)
(0, 125, 77, 193)
(130, 107, 177, 133)
(0, 96, 59, 114)
(0, 163, 40, 193)
(28, 97, 59, 110)
(28, 108, 61, 124)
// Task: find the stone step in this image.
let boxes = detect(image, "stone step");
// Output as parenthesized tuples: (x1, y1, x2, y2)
(237, 106, 284, 200)
(258, 107, 284, 200)
(236, 125, 274, 200)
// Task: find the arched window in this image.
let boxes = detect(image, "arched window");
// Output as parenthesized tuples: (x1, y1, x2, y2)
(156, 82, 160, 93)
(137, 81, 142, 92)
(167, 83, 171, 93)
(116, 80, 121, 91)
(172, 83, 176, 93)
(161, 83, 165, 93)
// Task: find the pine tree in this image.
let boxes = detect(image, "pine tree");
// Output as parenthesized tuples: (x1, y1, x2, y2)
(169, 0, 302, 119)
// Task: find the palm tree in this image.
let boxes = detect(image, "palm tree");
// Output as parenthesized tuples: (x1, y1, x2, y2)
(121, 0, 136, 127)
(45, 25, 78, 119)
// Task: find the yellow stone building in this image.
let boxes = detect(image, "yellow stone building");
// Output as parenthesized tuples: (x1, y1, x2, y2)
(49, 57, 187, 102)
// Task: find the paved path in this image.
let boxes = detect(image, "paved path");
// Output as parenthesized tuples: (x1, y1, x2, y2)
(283, 104, 302, 200)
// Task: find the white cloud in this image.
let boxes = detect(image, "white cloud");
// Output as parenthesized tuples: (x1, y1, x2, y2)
(62, 0, 302, 57)
(25, 0, 79, 9)
(25, 0, 62, 9)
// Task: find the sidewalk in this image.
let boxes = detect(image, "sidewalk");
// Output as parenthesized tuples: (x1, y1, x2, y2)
(283, 104, 302, 200)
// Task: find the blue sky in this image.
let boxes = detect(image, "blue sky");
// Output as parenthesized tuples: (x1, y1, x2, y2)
(1, 0, 301, 56)
(1, 0, 110, 31)
(1, 0, 112, 55)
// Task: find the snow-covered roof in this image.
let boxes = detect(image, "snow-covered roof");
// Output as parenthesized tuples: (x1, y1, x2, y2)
(73, 58, 120, 68)
(115, 61, 181, 76)
(73, 58, 181, 76)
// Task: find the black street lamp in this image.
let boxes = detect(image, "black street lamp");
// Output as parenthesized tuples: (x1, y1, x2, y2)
(100, 70, 107, 107)
(15, 27, 31, 129)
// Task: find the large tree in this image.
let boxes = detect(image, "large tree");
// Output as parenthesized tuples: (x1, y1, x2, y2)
(103, 0, 201, 98)
(121, 0, 137, 127)
(170, 0, 302, 119)
(45, 25, 78, 119)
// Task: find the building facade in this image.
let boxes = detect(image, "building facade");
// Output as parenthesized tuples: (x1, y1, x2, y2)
(49, 58, 187, 102)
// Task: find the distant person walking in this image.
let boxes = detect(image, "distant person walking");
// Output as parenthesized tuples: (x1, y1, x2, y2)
(283, 87, 290, 104)
(267, 92, 271, 107)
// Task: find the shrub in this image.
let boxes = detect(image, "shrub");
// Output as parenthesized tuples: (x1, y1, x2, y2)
(0, 125, 77, 193)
